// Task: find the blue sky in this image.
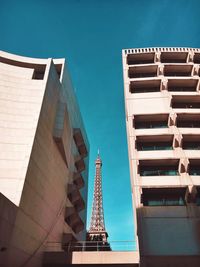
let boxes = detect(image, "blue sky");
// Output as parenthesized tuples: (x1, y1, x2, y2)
(1, 0, 200, 249)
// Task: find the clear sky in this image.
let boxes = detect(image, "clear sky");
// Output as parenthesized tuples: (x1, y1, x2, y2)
(1, 0, 200, 250)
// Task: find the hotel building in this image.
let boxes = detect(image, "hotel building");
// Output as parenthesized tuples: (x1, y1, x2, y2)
(122, 47, 200, 267)
(0, 51, 89, 266)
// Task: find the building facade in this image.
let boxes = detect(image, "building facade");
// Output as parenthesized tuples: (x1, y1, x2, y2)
(0, 51, 89, 267)
(122, 47, 200, 267)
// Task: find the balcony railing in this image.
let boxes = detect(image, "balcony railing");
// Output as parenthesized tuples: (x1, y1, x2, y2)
(142, 187, 186, 206)
(164, 72, 191, 77)
(140, 169, 178, 176)
(183, 143, 200, 150)
(129, 73, 157, 78)
(189, 169, 200, 175)
(138, 145, 173, 151)
(177, 121, 200, 128)
(172, 103, 200, 109)
(135, 122, 168, 129)
(46, 240, 137, 252)
(143, 197, 185, 206)
(168, 87, 196, 92)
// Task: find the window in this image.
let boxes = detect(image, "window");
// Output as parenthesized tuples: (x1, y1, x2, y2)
(136, 121, 168, 129)
(127, 53, 155, 65)
(139, 159, 179, 176)
(189, 160, 200, 175)
(183, 142, 200, 150)
(144, 196, 185, 206)
(140, 168, 178, 176)
(142, 188, 186, 206)
(134, 114, 169, 130)
(168, 79, 197, 92)
(137, 142, 173, 151)
(164, 65, 192, 77)
(160, 52, 187, 63)
(189, 169, 200, 175)
(32, 69, 45, 80)
(130, 80, 161, 94)
(182, 136, 200, 150)
(171, 96, 200, 109)
(177, 114, 200, 128)
(193, 53, 200, 64)
(128, 65, 157, 78)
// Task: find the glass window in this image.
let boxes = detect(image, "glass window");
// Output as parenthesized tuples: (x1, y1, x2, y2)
(138, 142, 173, 151)
(145, 196, 185, 206)
(141, 169, 178, 176)
(189, 169, 200, 175)
(135, 121, 168, 129)
(144, 196, 185, 206)
(183, 142, 200, 150)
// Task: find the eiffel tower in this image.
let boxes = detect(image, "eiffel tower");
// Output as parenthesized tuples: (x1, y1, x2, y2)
(86, 150, 111, 251)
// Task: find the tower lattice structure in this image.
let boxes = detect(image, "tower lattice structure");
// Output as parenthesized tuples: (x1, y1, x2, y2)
(87, 152, 110, 247)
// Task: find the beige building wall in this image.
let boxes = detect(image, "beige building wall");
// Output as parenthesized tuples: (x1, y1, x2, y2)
(0, 51, 89, 267)
(122, 47, 200, 267)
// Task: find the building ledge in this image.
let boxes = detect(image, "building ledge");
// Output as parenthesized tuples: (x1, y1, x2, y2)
(43, 251, 139, 266)
(72, 251, 139, 265)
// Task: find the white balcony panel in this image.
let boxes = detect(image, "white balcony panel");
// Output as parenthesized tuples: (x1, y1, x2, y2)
(179, 128, 200, 135)
(127, 98, 169, 115)
(174, 109, 200, 114)
(137, 150, 175, 160)
(184, 150, 200, 158)
(139, 175, 181, 186)
(135, 128, 172, 136)
(191, 176, 200, 185)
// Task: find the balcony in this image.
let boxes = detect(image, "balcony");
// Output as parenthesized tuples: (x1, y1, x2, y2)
(73, 128, 88, 158)
(130, 79, 161, 93)
(141, 187, 187, 206)
(168, 79, 198, 92)
(160, 52, 188, 63)
(164, 64, 192, 76)
(193, 52, 200, 64)
(189, 159, 200, 176)
(139, 159, 179, 176)
(127, 52, 155, 65)
(65, 207, 84, 234)
(75, 157, 85, 172)
(67, 184, 85, 212)
(134, 114, 169, 129)
(53, 102, 71, 168)
(176, 114, 200, 128)
(43, 249, 139, 267)
(128, 65, 157, 78)
(136, 135, 173, 151)
(73, 172, 84, 189)
(171, 95, 200, 109)
(182, 135, 200, 150)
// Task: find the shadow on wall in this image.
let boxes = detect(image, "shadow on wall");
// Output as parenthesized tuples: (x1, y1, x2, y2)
(0, 193, 18, 265)
(136, 205, 200, 267)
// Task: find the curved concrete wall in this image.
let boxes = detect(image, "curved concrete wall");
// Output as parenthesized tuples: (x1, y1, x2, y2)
(0, 51, 89, 267)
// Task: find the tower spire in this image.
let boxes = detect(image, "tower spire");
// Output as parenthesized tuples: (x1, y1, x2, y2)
(87, 152, 110, 249)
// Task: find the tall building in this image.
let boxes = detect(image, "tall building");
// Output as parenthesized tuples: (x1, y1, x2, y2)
(122, 47, 200, 267)
(87, 151, 110, 250)
(0, 51, 89, 267)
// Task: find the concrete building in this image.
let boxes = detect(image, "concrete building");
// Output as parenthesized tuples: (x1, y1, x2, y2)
(122, 47, 200, 267)
(0, 51, 89, 267)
